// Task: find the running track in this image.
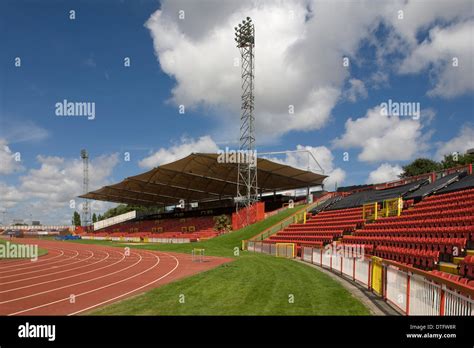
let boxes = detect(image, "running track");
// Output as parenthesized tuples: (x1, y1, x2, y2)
(0, 238, 231, 315)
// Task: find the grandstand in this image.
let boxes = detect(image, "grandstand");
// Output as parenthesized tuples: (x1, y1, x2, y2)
(78, 153, 326, 243)
(81, 215, 221, 243)
(247, 164, 474, 315)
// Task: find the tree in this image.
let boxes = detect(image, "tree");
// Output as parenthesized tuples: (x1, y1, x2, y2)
(399, 158, 441, 178)
(213, 214, 231, 233)
(92, 213, 97, 223)
(100, 204, 164, 220)
(72, 211, 81, 227)
(440, 153, 474, 169)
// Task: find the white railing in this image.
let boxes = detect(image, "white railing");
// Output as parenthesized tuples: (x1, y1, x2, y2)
(321, 251, 331, 268)
(312, 248, 321, 266)
(342, 256, 353, 277)
(386, 265, 407, 312)
(409, 275, 441, 316)
(297, 245, 473, 316)
(354, 258, 370, 286)
(302, 247, 312, 262)
(332, 254, 341, 273)
(444, 288, 474, 316)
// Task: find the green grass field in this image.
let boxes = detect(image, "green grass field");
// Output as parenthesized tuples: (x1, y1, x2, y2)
(67, 207, 370, 315)
(92, 253, 369, 315)
(0, 238, 48, 259)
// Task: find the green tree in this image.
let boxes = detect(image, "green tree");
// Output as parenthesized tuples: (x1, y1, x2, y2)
(72, 211, 81, 227)
(213, 214, 231, 232)
(440, 153, 474, 169)
(101, 204, 164, 220)
(92, 213, 97, 223)
(399, 158, 441, 178)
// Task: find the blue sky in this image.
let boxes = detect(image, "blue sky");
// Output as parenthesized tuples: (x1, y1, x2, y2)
(0, 0, 473, 224)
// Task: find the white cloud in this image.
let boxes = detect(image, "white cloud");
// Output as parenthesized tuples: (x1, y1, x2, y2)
(344, 78, 368, 102)
(367, 163, 403, 184)
(263, 145, 346, 190)
(385, 0, 473, 46)
(333, 106, 430, 162)
(0, 120, 49, 144)
(399, 20, 474, 98)
(139, 135, 220, 168)
(435, 125, 474, 160)
(145, 0, 388, 141)
(0, 182, 24, 211)
(0, 139, 24, 175)
(145, 0, 473, 143)
(1, 153, 119, 225)
(19, 154, 119, 204)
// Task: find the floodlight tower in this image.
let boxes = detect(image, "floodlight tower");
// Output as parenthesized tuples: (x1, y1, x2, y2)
(80, 149, 91, 227)
(234, 17, 258, 224)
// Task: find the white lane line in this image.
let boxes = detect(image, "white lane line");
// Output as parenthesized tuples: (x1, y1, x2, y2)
(0, 247, 62, 267)
(2, 250, 142, 307)
(7, 250, 159, 316)
(0, 250, 114, 292)
(0, 249, 110, 285)
(0, 249, 65, 270)
(0, 249, 87, 278)
(69, 251, 180, 315)
(0, 249, 80, 275)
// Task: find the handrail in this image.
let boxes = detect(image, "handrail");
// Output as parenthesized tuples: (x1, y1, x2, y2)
(381, 258, 474, 297)
(298, 245, 474, 313)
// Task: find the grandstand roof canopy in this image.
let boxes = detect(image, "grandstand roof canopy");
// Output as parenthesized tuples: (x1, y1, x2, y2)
(80, 153, 327, 206)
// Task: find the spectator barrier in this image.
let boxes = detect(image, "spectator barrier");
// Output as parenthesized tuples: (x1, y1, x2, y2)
(247, 241, 474, 315)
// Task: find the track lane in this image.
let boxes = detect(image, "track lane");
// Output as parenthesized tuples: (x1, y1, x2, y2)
(0, 238, 232, 315)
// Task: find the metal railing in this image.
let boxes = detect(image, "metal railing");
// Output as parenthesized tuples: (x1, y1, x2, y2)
(300, 245, 474, 316)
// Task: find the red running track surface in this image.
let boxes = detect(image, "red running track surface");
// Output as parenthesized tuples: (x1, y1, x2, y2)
(0, 238, 231, 315)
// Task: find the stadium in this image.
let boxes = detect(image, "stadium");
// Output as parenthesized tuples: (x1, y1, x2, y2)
(1, 0, 473, 346)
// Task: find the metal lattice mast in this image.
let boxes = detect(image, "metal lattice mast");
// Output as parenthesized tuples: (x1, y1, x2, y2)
(80, 149, 91, 227)
(234, 17, 258, 224)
